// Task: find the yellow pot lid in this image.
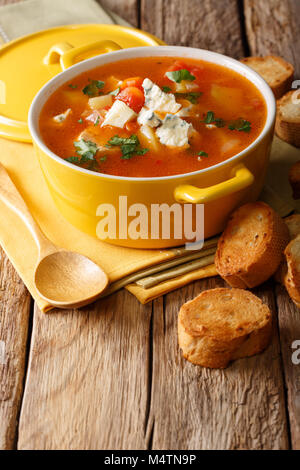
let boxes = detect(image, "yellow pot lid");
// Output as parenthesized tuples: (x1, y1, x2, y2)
(0, 24, 165, 143)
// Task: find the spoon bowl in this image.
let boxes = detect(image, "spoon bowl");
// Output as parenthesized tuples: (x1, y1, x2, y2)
(34, 251, 108, 308)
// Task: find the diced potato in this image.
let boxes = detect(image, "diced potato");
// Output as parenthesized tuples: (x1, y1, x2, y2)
(62, 90, 87, 106)
(138, 125, 161, 152)
(174, 80, 200, 93)
(211, 84, 243, 109)
(89, 94, 113, 110)
(105, 76, 123, 92)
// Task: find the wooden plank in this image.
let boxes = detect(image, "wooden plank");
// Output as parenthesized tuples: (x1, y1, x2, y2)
(146, 278, 289, 449)
(244, 0, 300, 77)
(244, 0, 300, 449)
(276, 285, 300, 450)
(0, 247, 31, 450)
(18, 293, 152, 450)
(98, 0, 139, 27)
(140, 0, 245, 58)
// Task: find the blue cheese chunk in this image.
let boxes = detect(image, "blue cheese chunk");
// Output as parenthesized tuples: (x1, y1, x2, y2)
(156, 114, 193, 147)
(137, 107, 162, 128)
(102, 100, 137, 128)
(142, 78, 181, 114)
(53, 108, 72, 123)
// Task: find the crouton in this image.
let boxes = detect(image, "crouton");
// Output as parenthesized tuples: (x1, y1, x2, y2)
(284, 235, 300, 308)
(215, 202, 290, 288)
(178, 288, 272, 368)
(240, 55, 294, 99)
(276, 91, 300, 148)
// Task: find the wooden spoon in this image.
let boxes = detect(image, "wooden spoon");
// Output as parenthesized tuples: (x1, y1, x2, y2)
(0, 163, 108, 309)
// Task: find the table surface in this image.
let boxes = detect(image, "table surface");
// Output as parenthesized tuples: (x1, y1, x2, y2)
(0, 0, 300, 450)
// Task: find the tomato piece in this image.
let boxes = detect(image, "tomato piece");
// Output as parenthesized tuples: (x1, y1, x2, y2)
(167, 61, 203, 79)
(125, 121, 140, 133)
(117, 87, 145, 113)
(120, 77, 144, 90)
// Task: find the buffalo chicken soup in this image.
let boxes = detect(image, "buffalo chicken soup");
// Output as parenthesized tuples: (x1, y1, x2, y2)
(40, 57, 267, 177)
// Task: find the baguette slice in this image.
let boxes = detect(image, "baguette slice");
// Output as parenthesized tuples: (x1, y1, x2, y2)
(274, 214, 300, 283)
(276, 91, 300, 148)
(241, 56, 294, 99)
(283, 235, 300, 308)
(215, 202, 290, 288)
(178, 288, 272, 368)
(289, 161, 300, 198)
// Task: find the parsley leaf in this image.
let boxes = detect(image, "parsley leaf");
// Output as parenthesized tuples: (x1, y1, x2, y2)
(94, 116, 100, 126)
(197, 151, 208, 157)
(74, 139, 98, 160)
(68, 84, 77, 89)
(65, 156, 80, 163)
(82, 80, 105, 97)
(202, 111, 225, 127)
(106, 135, 149, 160)
(165, 69, 196, 83)
(109, 87, 120, 96)
(100, 156, 107, 162)
(162, 86, 172, 93)
(78, 118, 83, 124)
(175, 91, 202, 104)
(228, 118, 251, 132)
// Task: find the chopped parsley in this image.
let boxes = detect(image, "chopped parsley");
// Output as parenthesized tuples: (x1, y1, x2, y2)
(78, 118, 83, 124)
(82, 79, 105, 97)
(109, 87, 120, 96)
(74, 139, 98, 160)
(100, 156, 107, 162)
(162, 86, 172, 93)
(202, 111, 225, 128)
(94, 116, 100, 126)
(228, 118, 251, 132)
(68, 84, 77, 89)
(66, 156, 80, 163)
(165, 69, 196, 83)
(197, 151, 209, 157)
(106, 135, 149, 160)
(175, 91, 202, 104)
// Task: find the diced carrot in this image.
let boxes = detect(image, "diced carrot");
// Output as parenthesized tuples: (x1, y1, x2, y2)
(117, 86, 145, 113)
(120, 77, 144, 90)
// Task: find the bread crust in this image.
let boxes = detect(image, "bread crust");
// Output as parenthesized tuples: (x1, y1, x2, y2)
(275, 91, 300, 148)
(241, 56, 294, 99)
(178, 288, 272, 368)
(283, 235, 300, 308)
(215, 202, 290, 288)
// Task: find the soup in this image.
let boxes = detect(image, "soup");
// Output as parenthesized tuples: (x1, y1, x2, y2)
(40, 57, 267, 178)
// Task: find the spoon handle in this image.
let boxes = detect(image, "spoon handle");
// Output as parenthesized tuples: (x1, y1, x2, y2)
(0, 163, 56, 257)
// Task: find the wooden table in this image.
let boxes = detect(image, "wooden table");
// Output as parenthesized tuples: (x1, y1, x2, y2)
(0, 0, 300, 450)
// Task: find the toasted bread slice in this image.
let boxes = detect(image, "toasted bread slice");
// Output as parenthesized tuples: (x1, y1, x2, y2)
(289, 161, 300, 198)
(215, 202, 290, 288)
(178, 288, 272, 368)
(241, 56, 294, 99)
(283, 235, 300, 308)
(276, 91, 300, 148)
(274, 214, 300, 283)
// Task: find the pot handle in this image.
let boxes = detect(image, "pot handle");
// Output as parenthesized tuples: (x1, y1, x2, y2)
(43, 40, 122, 70)
(174, 164, 254, 204)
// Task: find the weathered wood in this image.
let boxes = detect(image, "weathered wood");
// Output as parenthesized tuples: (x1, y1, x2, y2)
(244, 0, 300, 77)
(0, 247, 31, 450)
(244, 0, 300, 449)
(276, 284, 300, 450)
(140, 0, 245, 58)
(18, 293, 152, 450)
(146, 278, 289, 450)
(98, 0, 139, 27)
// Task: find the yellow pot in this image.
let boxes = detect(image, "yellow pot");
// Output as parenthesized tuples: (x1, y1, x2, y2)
(29, 46, 276, 249)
